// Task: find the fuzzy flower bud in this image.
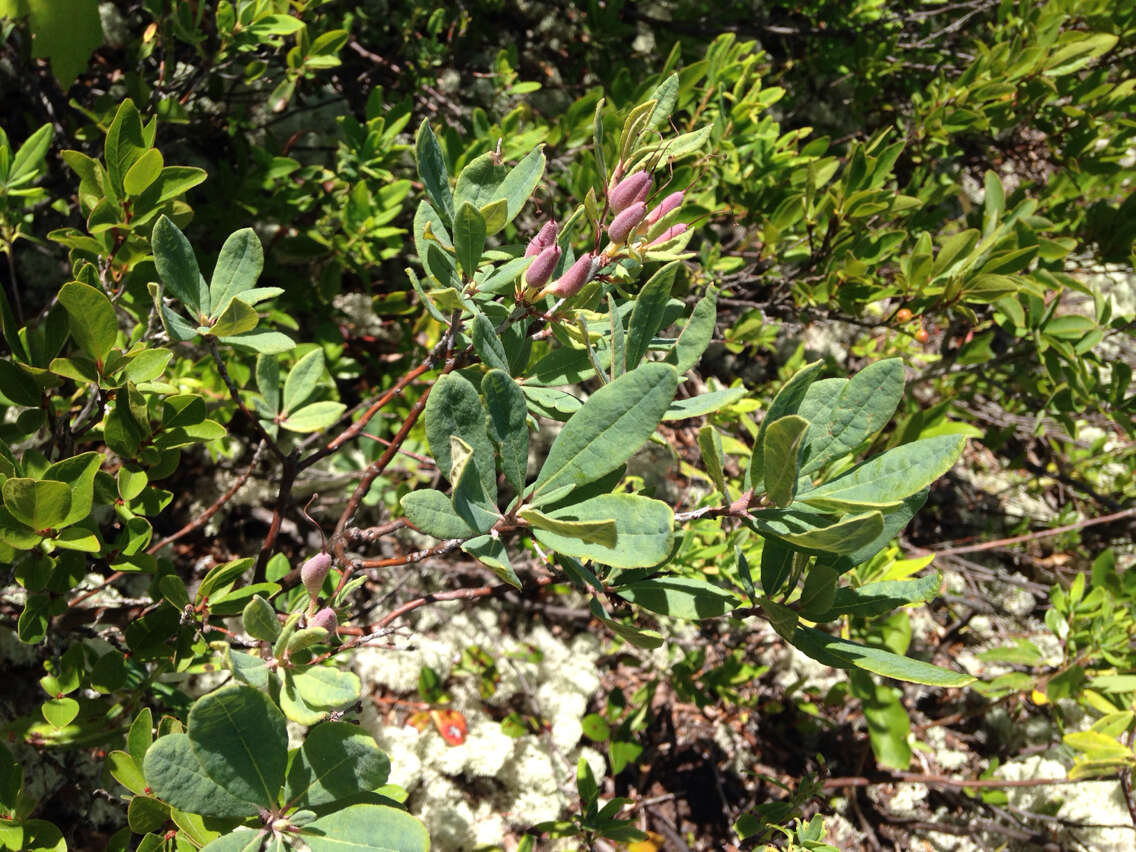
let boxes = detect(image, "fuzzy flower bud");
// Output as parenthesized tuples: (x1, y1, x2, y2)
(524, 243, 561, 289)
(524, 220, 558, 257)
(301, 552, 331, 600)
(608, 171, 651, 214)
(646, 190, 685, 225)
(648, 223, 688, 246)
(542, 252, 597, 300)
(607, 202, 647, 244)
(309, 607, 338, 635)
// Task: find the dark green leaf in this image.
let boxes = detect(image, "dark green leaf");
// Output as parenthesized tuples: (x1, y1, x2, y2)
(617, 577, 738, 621)
(762, 415, 809, 507)
(453, 202, 486, 280)
(625, 262, 678, 370)
(415, 120, 453, 222)
(284, 722, 390, 808)
(302, 803, 429, 852)
(153, 216, 208, 318)
(424, 372, 496, 501)
(482, 369, 528, 493)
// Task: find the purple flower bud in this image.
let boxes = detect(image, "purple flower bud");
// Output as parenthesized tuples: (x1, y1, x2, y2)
(524, 244, 561, 289)
(543, 252, 597, 299)
(524, 220, 558, 257)
(309, 607, 338, 635)
(301, 552, 332, 600)
(648, 223, 688, 246)
(608, 171, 651, 214)
(646, 191, 685, 225)
(607, 202, 647, 244)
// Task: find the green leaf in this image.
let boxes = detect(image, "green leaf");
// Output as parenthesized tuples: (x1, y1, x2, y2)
(424, 372, 496, 501)
(798, 358, 906, 476)
(798, 561, 838, 619)
(104, 99, 146, 196)
(41, 697, 79, 728)
(453, 202, 486, 280)
(616, 577, 739, 621)
(791, 626, 974, 687)
(760, 538, 796, 597)
(153, 215, 208, 318)
(698, 425, 727, 495)
(144, 733, 256, 818)
(7, 123, 53, 188)
(401, 489, 476, 539)
(533, 363, 677, 496)
(302, 803, 429, 852)
(449, 437, 500, 534)
(803, 435, 966, 506)
(220, 330, 296, 354)
(284, 722, 390, 808)
(453, 152, 507, 214)
(127, 794, 170, 834)
(625, 262, 678, 370)
(58, 282, 116, 362)
(128, 707, 153, 766)
(124, 348, 172, 383)
(184, 685, 288, 810)
(415, 120, 453, 222)
(534, 493, 674, 568)
(482, 369, 528, 493)
(763, 415, 809, 507)
(663, 387, 746, 420)
(519, 507, 617, 547)
(747, 361, 824, 489)
(210, 228, 264, 318)
(107, 750, 147, 796)
(666, 287, 717, 373)
(817, 572, 941, 620)
(242, 595, 280, 643)
(849, 671, 912, 770)
(0, 360, 41, 406)
(294, 668, 361, 711)
(750, 509, 885, 556)
(123, 148, 163, 196)
(495, 147, 546, 226)
(462, 534, 520, 588)
(283, 349, 325, 414)
(42, 451, 101, 528)
(472, 312, 509, 373)
(210, 298, 258, 337)
(2, 478, 71, 530)
(27, 0, 103, 88)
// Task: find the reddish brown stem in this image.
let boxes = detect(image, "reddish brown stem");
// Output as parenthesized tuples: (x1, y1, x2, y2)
(373, 576, 555, 630)
(922, 506, 1136, 557)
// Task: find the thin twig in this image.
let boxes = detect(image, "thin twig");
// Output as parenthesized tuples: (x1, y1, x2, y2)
(922, 507, 1136, 557)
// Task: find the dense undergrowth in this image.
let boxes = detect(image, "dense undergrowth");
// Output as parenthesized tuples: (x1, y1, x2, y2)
(0, 1, 1133, 850)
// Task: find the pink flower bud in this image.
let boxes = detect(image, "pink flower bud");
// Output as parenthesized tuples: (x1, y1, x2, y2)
(648, 223, 688, 246)
(607, 202, 647, 244)
(524, 220, 558, 257)
(301, 552, 331, 600)
(542, 252, 597, 299)
(524, 244, 561, 289)
(646, 191, 685, 225)
(608, 171, 651, 213)
(309, 607, 338, 635)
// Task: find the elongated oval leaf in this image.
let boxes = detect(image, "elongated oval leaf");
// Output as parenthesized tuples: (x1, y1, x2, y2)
(401, 489, 477, 539)
(424, 372, 496, 501)
(482, 369, 528, 492)
(153, 215, 208, 318)
(663, 387, 746, 421)
(453, 202, 486, 280)
(280, 401, 345, 433)
(805, 435, 966, 505)
(666, 287, 717, 373)
(534, 363, 677, 496)
(283, 349, 325, 414)
(415, 120, 453, 222)
(749, 509, 885, 556)
(746, 360, 824, 489)
(538, 493, 674, 568)
(791, 626, 974, 687)
(2, 478, 71, 531)
(763, 415, 809, 507)
(210, 228, 264, 318)
(626, 262, 678, 370)
(617, 577, 739, 621)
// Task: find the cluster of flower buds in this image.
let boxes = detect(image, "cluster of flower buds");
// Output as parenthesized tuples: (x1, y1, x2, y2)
(605, 170, 688, 249)
(518, 219, 561, 300)
(540, 251, 601, 300)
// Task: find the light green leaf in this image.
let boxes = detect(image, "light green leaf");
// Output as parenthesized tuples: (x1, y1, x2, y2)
(124, 348, 172, 383)
(482, 369, 528, 493)
(663, 387, 746, 420)
(104, 99, 145, 196)
(698, 425, 726, 495)
(763, 415, 809, 507)
(750, 509, 885, 556)
(747, 361, 824, 489)
(42, 451, 101, 528)
(401, 489, 476, 539)
(210, 228, 264, 318)
(519, 507, 617, 547)
(666, 287, 717, 373)
(123, 148, 163, 196)
(210, 298, 258, 337)
(153, 215, 208, 318)
(791, 626, 974, 687)
(453, 202, 486, 280)
(472, 313, 508, 372)
(816, 572, 941, 620)
(27, 0, 103, 88)
(616, 577, 739, 621)
(220, 330, 296, 353)
(8, 123, 52, 188)
(533, 363, 677, 496)
(283, 349, 325, 414)
(496, 147, 546, 225)
(463, 534, 520, 589)
(284, 722, 390, 808)
(2, 478, 71, 530)
(449, 437, 500, 534)
(280, 401, 345, 433)
(58, 281, 116, 362)
(453, 151, 507, 214)
(302, 803, 429, 852)
(143, 733, 258, 818)
(294, 668, 361, 710)
(242, 595, 280, 643)
(804, 435, 966, 505)
(536, 493, 673, 568)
